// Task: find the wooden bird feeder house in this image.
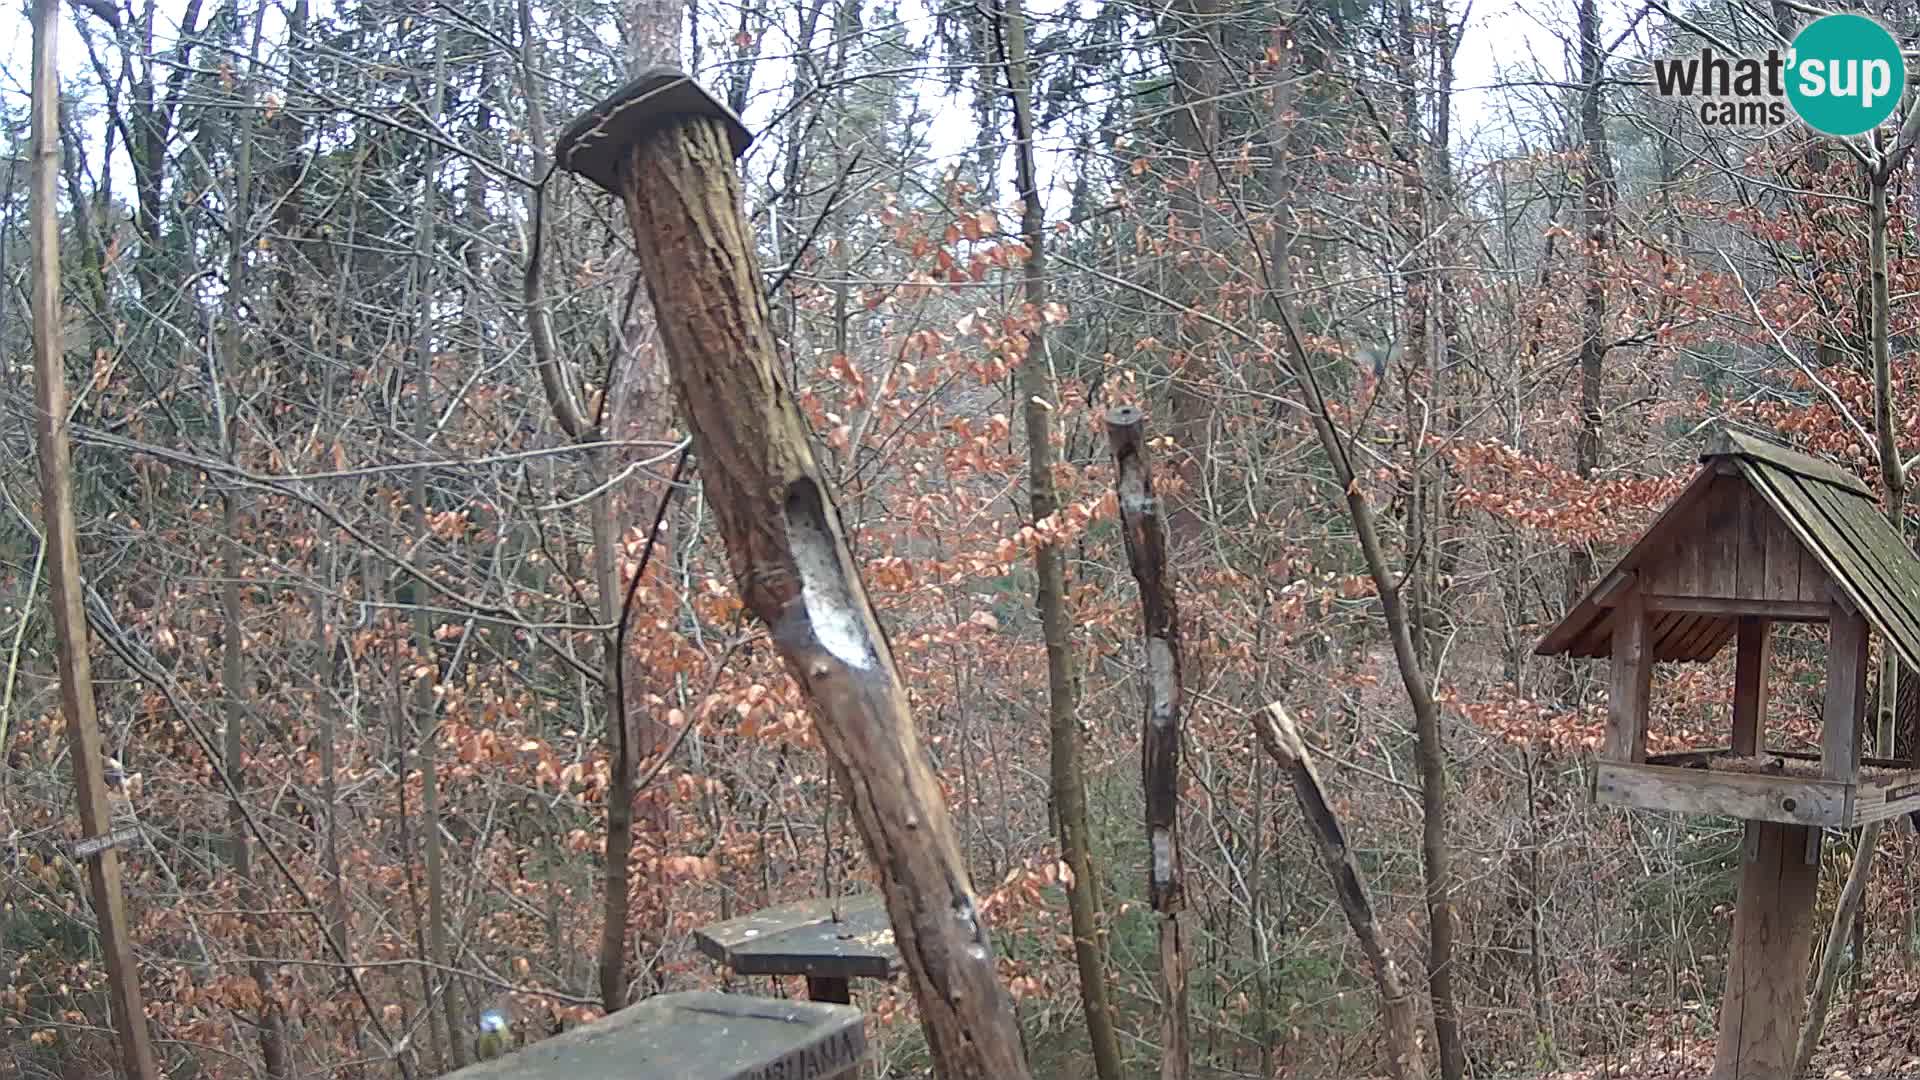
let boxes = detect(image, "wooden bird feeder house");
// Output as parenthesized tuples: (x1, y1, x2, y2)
(1538, 427, 1920, 1079)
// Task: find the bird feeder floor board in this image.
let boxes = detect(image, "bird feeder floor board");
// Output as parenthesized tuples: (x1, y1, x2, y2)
(1595, 759, 1920, 827)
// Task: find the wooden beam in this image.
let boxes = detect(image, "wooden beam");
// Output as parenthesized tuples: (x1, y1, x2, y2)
(1606, 590, 1654, 763)
(1632, 596, 1830, 621)
(556, 71, 1031, 1078)
(1732, 618, 1771, 755)
(1712, 822, 1820, 1079)
(1592, 762, 1846, 827)
(1824, 601, 1870, 780)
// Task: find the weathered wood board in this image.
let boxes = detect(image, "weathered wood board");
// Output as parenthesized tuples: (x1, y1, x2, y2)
(441, 992, 866, 1080)
(1595, 760, 1920, 828)
(694, 895, 899, 982)
(1594, 762, 1845, 827)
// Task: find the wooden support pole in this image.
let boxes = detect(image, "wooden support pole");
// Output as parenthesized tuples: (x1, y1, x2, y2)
(1253, 704, 1428, 1080)
(1824, 600, 1869, 780)
(1106, 406, 1191, 1080)
(554, 71, 1031, 1080)
(806, 976, 852, 1005)
(1732, 617, 1771, 756)
(1712, 821, 1819, 1080)
(1606, 589, 1653, 763)
(28, 2, 159, 1075)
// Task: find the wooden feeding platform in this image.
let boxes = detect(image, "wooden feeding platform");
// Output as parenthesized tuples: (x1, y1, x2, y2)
(694, 894, 900, 1004)
(1538, 428, 1920, 1080)
(441, 991, 866, 1080)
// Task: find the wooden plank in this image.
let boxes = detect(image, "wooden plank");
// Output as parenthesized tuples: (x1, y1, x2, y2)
(1700, 477, 1742, 598)
(1709, 429, 1873, 497)
(1732, 618, 1771, 755)
(1607, 591, 1653, 763)
(1847, 771, 1920, 824)
(1537, 466, 1722, 657)
(1592, 762, 1848, 826)
(1634, 596, 1829, 621)
(1824, 601, 1869, 781)
(1712, 821, 1820, 1078)
(1761, 500, 1808, 605)
(694, 895, 899, 981)
(1650, 612, 1699, 659)
(1674, 613, 1727, 661)
(441, 991, 867, 1080)
(1802, 478, 1920, 672)
(1744, 468, 1888, 644)
(1734, 484, 1768, 601)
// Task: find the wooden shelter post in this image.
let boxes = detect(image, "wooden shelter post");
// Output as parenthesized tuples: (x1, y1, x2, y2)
(1823, 599, 1868, 780)
(1731, 617, 1770, 756)
(1606, 589, 1652, 763)
(1712, 821, 1819, 1079)
(553, 71, 1032, 1080)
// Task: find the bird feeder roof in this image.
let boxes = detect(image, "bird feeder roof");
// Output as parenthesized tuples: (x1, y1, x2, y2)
(1537, 428, 1920, 673)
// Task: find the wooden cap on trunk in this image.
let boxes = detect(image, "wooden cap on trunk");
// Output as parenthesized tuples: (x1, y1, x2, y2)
(555, 67, 751, 194)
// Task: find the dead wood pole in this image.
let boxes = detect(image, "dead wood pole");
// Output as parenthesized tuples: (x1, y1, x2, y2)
(1105, 407, 1190, 1080)
(1254, 704, 1428, 1080)
(554, 71, 1034, 1080)
(28, 0, 160, 1075)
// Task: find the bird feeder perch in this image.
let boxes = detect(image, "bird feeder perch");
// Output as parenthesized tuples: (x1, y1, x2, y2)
(1538, 427, 1920, 1079)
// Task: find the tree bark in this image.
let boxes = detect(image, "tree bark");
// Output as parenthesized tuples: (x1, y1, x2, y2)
(29, 0, 158, 1072)
(1567, 0, 1615, 610)
(1107, 407, 1190, 1080)
(999, 4, 1122, 1078)
(1254, 704, 1428, 1080)
(606, 111, 1033, 1079)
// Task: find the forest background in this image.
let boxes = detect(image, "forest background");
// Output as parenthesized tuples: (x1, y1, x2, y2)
(3, 0, 1916, 1077)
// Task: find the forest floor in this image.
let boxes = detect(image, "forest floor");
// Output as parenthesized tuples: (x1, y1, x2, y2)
(1533, 959, 1920, 1078)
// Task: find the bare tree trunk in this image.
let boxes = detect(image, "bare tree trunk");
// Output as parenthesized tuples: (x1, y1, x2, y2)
(1264, 269, 1459, 1080)
(218, 29, 290, 1070)
(1567, 0, 1615, 610)
(1108, 408, 1190, 1080)
(576, 91, 1035, 1078)
(1001, 5, 1122, 1077)
(1254, 704, 1428, 1080)
(29, 2, 159, 1074)
(408, 27, 465, 1067)
(1797, 153, 1911, 1076)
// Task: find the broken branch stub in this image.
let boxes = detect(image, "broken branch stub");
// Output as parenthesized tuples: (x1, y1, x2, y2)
(556, 73, 1032, 1080)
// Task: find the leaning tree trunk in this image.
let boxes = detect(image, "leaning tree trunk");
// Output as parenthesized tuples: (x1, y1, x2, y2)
(1255, 704, 1428, 1080)
(557, 73, 1035, 1079)
(29, 1, 159, 1074)
(1000, 4, 1123, 1078)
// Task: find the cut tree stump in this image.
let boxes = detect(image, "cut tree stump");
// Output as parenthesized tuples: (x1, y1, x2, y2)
(1712, 821, 1819, 1080)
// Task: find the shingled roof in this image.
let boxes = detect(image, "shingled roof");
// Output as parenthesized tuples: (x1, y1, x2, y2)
(1536, 428, 1920, 673)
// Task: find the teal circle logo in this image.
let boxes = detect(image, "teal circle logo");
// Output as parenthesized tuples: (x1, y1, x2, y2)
(1787, 14, 1905, 136)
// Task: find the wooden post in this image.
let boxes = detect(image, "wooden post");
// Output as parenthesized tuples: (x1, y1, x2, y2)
(1732, 617, 1771, 756)
(1712, 821, 1819, 1080)
(807, 976, 852, 1004)
(1606, 589, 1653, 762)
(555, 71, 1032, 1079)
(1106, 406, 1191, 1080)
(1824, 600, 1869, 780)
(28, 2, 159, 1076)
